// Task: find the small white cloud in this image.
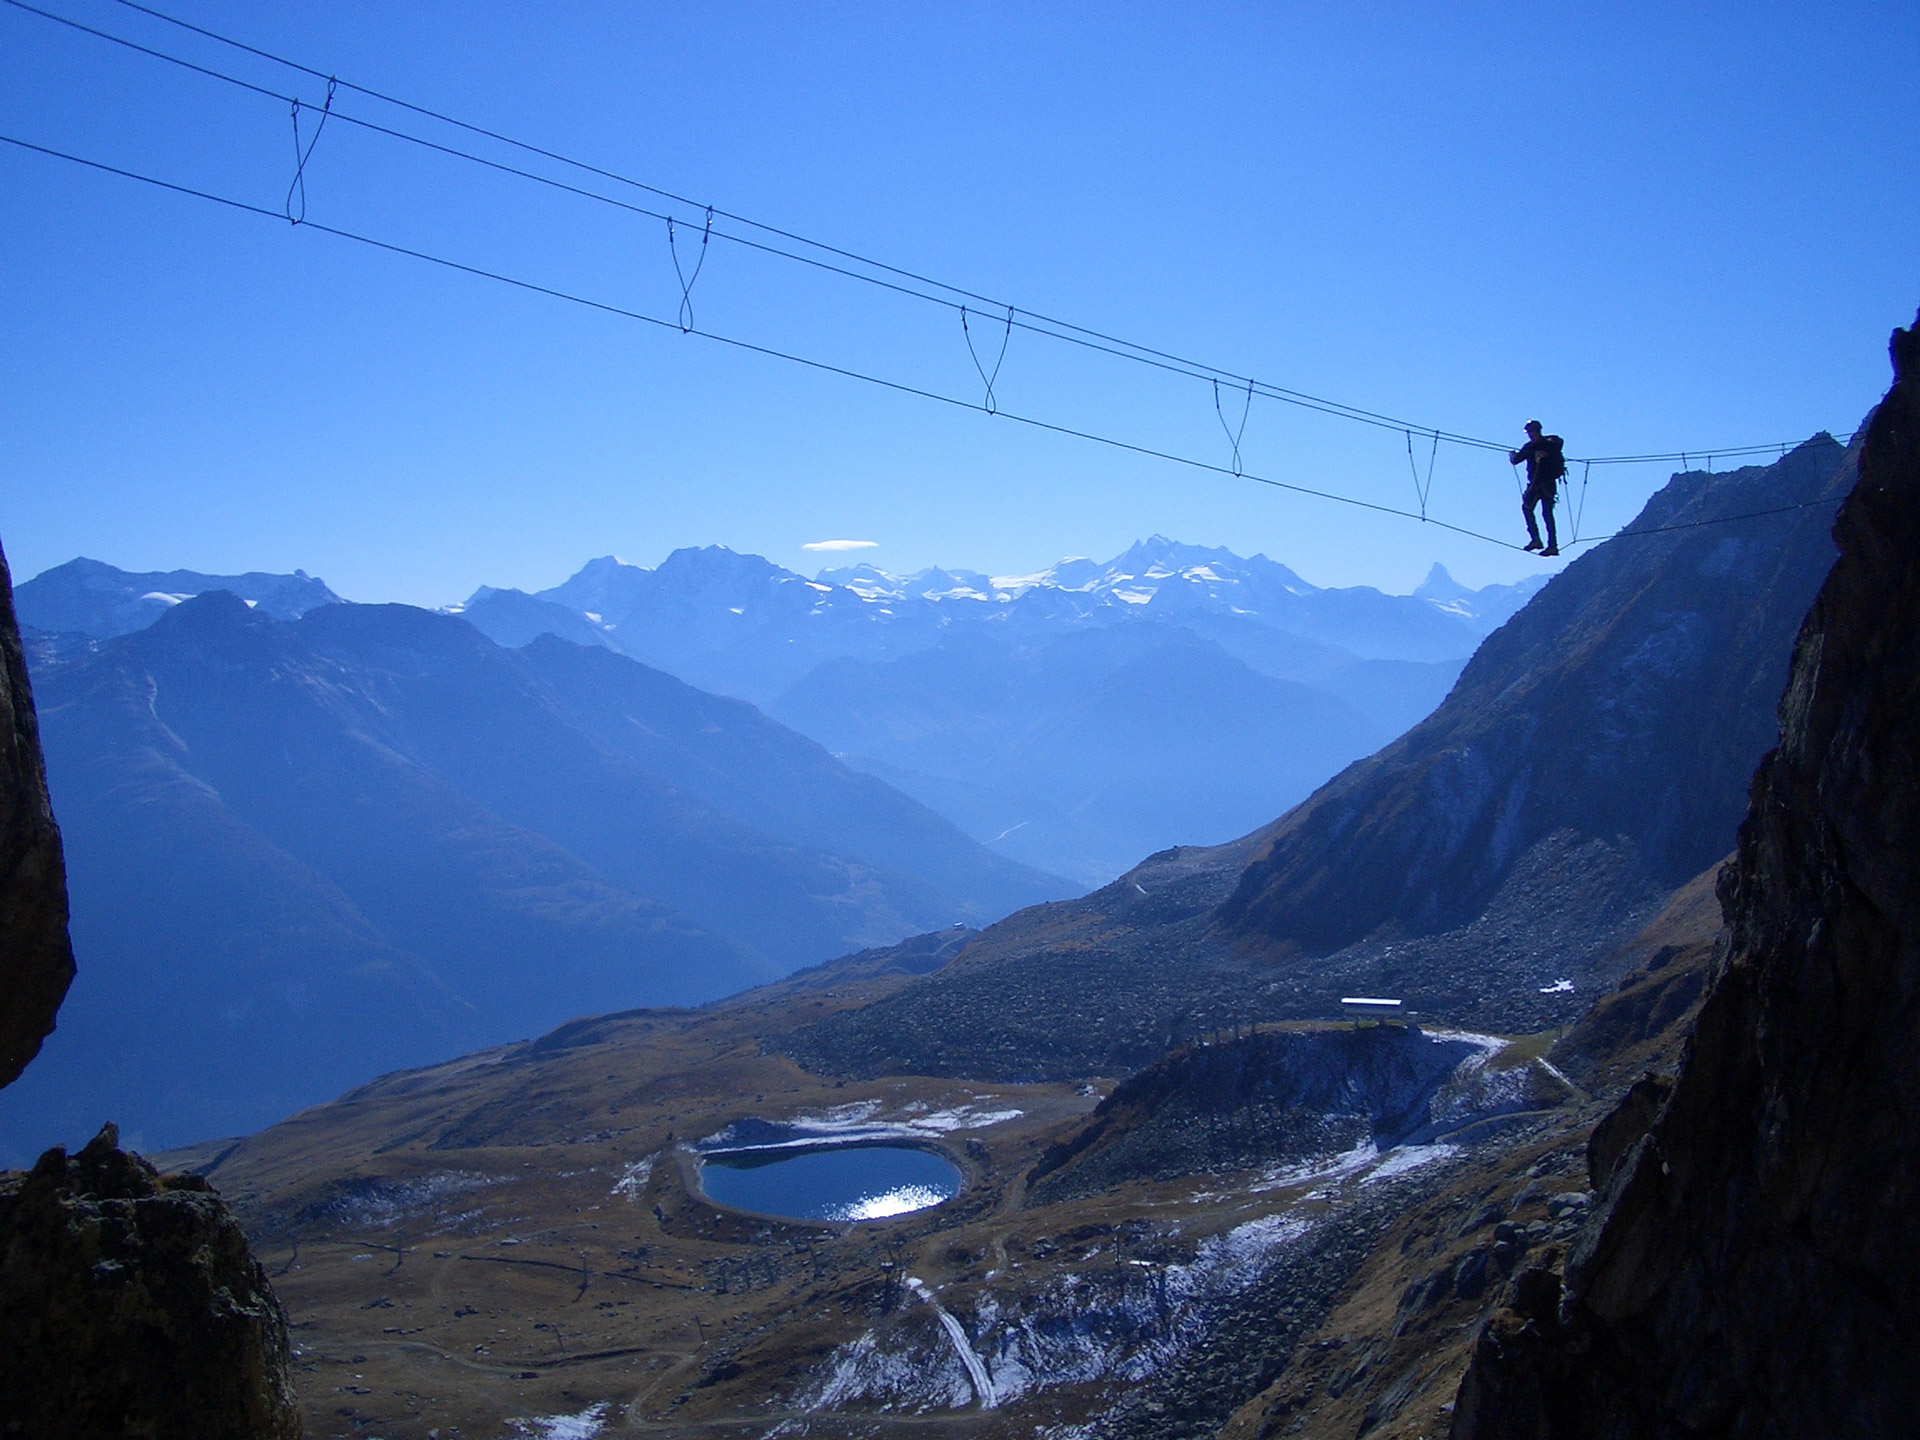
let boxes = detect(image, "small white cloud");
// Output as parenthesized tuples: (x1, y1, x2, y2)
(803, 539, 879, 552)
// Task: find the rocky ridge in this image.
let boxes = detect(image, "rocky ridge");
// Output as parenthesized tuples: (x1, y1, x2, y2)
(1450, 314, 1920, 1438)
(1220, 436, 1852, 956)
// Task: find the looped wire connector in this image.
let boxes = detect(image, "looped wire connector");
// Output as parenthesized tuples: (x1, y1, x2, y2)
(961, 304, 1013, 414)
(1404, 427, 1439, 518)
(284, 75, 336, 225)
(668, 205, 713, 332)
(1214, 378, 1253, 477)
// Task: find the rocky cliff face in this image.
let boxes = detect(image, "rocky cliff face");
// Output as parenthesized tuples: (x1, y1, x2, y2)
(0, 1125, 302, 1440)
(0, 538, 73, 1088)
(1450, 315, 1920, 1439)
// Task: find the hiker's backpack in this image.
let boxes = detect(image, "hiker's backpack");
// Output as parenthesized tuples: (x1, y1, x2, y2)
(1541, 435, 1567, 484)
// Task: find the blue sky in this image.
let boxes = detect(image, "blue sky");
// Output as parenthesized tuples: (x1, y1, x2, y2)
(3, 1, 1915, 604)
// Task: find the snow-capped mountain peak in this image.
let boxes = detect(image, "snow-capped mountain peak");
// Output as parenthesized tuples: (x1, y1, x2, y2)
(478, 538, 1548, 703)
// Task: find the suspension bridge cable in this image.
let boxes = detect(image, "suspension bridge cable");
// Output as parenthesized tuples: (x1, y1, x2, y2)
(0, 130, 1536, 551)
(3, 0, 1839, 468)
(3, 129, 1845, 561)
(24, 0, 1517, 449)
(1562, 495, 1844, 551)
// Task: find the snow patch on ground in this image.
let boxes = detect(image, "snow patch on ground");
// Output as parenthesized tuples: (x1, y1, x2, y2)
(611, 1156, 654, 1201)
(1422, 1031, 1536, 1136)
(798, 1328, 974, 1415)
(795, 1208, 1315, 1416)
(908, 1277, 998, 1407)
(698, 1099, 1023, 1155)
(509, 1401, 611, 1439)
(1246, 1140, 1381, 1196)
(308, 1171, 502, 1229)
(1363, 1143, 1459, 1184)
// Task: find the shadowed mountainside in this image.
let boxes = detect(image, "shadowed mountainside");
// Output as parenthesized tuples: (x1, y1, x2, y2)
(1219, 435, 1852, 957)
(1025, 1024, 1502, 1205)
(515, 635, 1061, 909)
(770, 623, 1393, 884)
(4, 595, 1064, 1155)
(1449, 316, 1920, 1440)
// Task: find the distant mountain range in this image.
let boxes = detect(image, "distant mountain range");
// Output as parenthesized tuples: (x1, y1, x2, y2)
(457, 539, 1544, 881)
(459, 538, 1543, 702)
(1, 595, 1064, 1156)
(17, 556, 341, 639)
(18, 543, 1546, 887)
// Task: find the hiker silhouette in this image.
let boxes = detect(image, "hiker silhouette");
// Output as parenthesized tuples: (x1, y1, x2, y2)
(1510, 420, 1566, 555)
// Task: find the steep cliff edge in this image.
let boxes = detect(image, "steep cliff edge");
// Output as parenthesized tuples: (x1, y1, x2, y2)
(0, 538, 74, 1087)
(1451, 315, 1920, 1439)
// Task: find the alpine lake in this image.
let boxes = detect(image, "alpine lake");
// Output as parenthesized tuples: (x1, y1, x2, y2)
(696, 1142, 962, 1222)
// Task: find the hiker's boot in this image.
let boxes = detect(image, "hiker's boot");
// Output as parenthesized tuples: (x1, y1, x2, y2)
(1523, 538, 1543, 551)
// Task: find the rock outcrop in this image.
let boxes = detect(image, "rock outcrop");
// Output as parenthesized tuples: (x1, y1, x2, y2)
(0, 538, 74, 1088)
(1027, 1025, 1495, 1202)
(0, 1124, 302, 1439)
(1450, 314, 1920, 1438)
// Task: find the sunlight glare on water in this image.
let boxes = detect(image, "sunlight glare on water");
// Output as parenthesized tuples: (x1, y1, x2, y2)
(828, 1183, 950, 1221)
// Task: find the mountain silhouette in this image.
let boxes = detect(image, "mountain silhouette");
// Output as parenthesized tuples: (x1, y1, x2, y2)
(16, 557, 341, 639)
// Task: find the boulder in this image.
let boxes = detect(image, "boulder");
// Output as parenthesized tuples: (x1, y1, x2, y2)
(0, 1124, 302, 1439)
